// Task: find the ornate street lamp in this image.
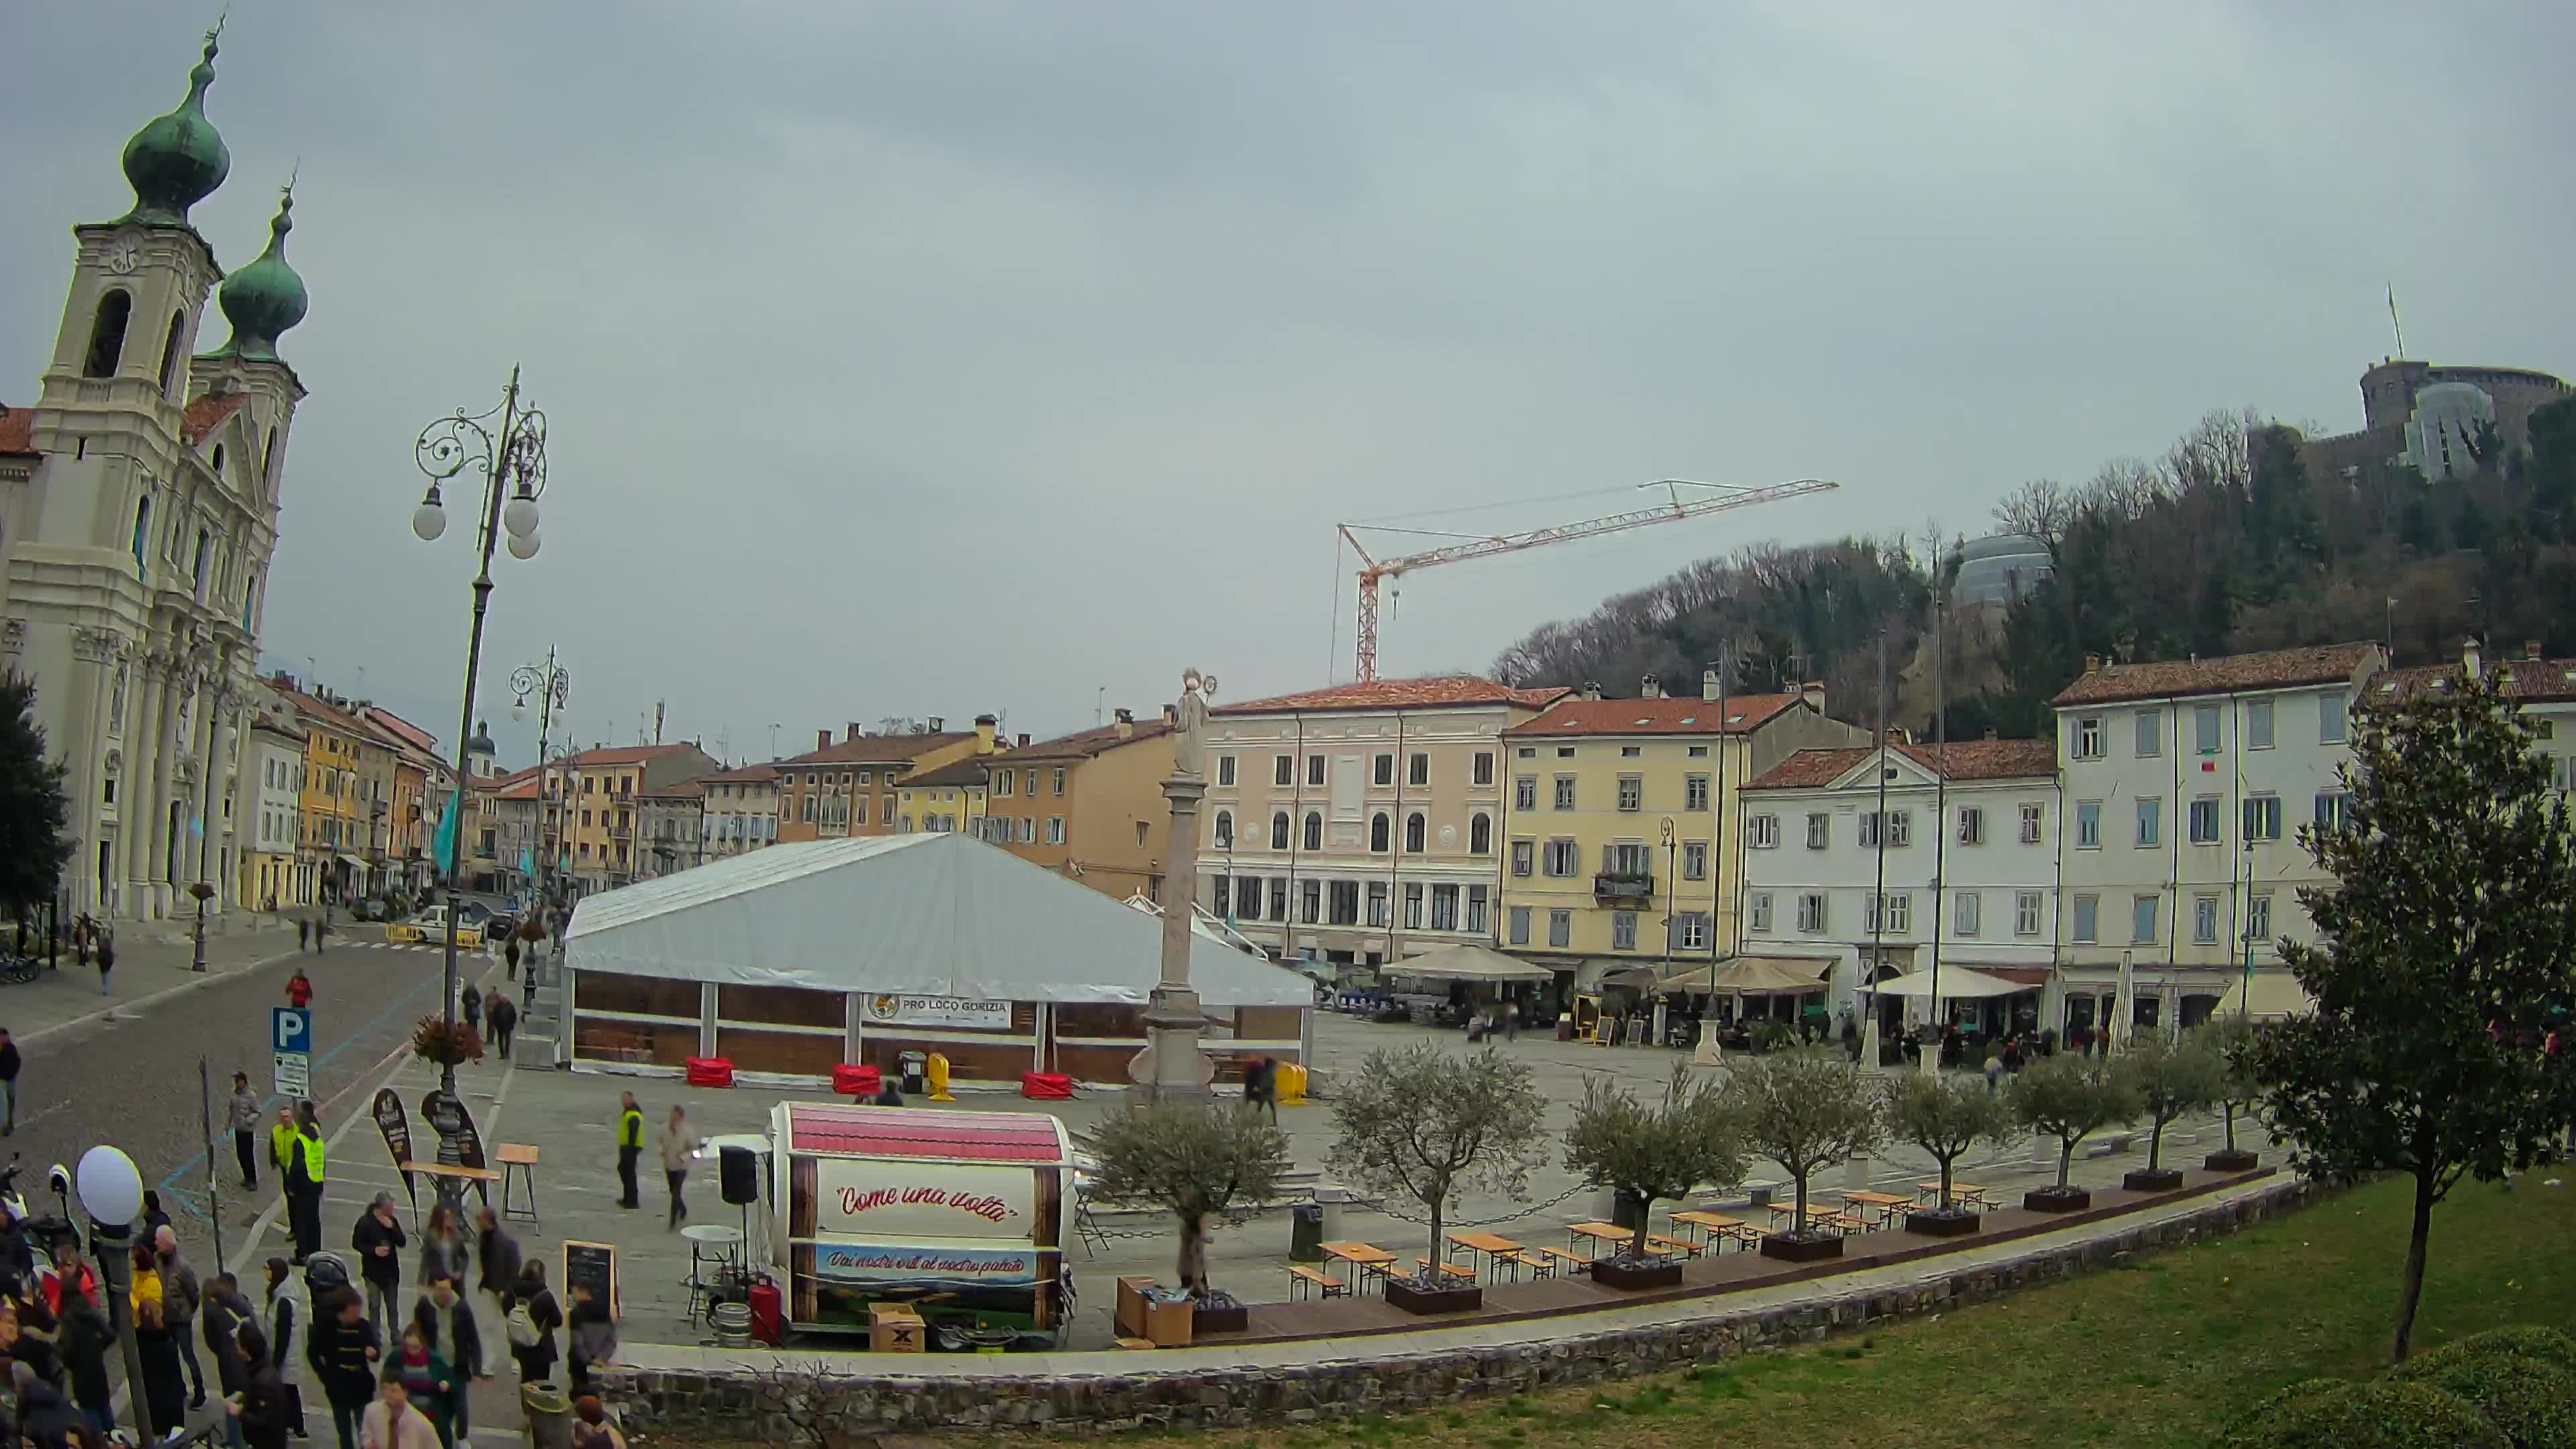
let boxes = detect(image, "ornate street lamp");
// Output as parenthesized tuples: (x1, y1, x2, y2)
(411, 369, 549, 1099)
(76, 1145, 156, 1443)
(512, 650, 570, 908)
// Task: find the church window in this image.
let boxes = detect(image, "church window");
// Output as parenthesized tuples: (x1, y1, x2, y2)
(156, 309, 185, 394)
(84, 290, 133, 378)
(130, 496, 152, 574)
(211, 443, 225, 476)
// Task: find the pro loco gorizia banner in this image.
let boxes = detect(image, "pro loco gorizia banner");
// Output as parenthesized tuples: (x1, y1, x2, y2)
(809, 1242, 1041, 1286)
(862, 994, 1011, 1030)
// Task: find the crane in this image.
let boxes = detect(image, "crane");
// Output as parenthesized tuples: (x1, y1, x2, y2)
(1338, 476, 1841, 682)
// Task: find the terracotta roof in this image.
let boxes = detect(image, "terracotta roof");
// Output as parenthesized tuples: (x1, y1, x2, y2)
(250, 718, 305, 744)
(492, 775, 541, 802)
(639, 778, 707, 799)
(1504, 693, 1803, 737)
(1747, 738, 2057, 790)
(2378, 655, 2576, 705)
(181, 393, 250, 446)
(0, 407, 32, 457)
(1004, 719, 1173, 762)
(2050, 643, 2381, 707)
(902, 757, 992, 788)
(358, 706, 439, 756)
(564, 743, 694, 768)
(265, 678, 369, 739)
(775, 732, 973, 767)
(1215, 675, 1570, 715)
(701, 763, 780, 784)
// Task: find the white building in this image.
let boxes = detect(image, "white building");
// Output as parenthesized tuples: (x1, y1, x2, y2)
(239, 700, 306, 910)
(1, 31, 310, 922)
(2051, 643, 2383, 1034)
(1739, 737, 2061, 1034)
(2380, 639, 2576, 789)
(698, 763, 780, 859)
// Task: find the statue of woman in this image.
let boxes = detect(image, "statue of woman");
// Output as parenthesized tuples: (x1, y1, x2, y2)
(1172, 669, 1217, 778)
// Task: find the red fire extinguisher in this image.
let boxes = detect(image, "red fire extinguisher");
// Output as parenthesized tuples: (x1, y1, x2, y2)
(748, 1277, 785, 1346)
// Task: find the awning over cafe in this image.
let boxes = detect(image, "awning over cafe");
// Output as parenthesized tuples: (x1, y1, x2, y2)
(1655, 955, 1834, 996)
(1383, 943, 1556, 985)
(1870, 965, 2025, 999)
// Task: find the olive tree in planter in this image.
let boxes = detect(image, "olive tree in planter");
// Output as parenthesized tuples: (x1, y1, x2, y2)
(1728, 1049, 1888, 1263)
(1561, 1064, 1746, 1289)
(1885, 1071, 2018, 1237)
(2117, 1032, 2227, 1191)
(2196, 1016, 2265, 1172)
(1328, 1043, 1548, 1315)
(1085, 1100, 1291, 1316)
(2007, 1055, 2138, 1212)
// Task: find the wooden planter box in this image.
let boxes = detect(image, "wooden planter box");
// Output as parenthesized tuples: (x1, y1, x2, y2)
(2023, 1185, 2092, 1213)
(1904, 1208, 1982, 1238)
(1590, 1256, 1684, 1291)
(1758, 1232, 1844, 1264)
(1383, 1277, 1483, 1316)
(2123, 1167, 2185, 1193)
(2204, 1148, 2260, 1173)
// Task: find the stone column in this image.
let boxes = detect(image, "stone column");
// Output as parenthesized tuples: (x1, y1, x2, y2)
(129, 658, 166, 917)
(1136, 669, 1218, 1104)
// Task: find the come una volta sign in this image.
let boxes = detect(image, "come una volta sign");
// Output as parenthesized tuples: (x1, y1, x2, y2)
(863, 994, 1010, 1030)
(814, 1157, 1033, 1240)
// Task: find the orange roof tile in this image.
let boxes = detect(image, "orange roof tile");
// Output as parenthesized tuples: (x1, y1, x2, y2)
(773, 733, 972, 767)
(0, 407, 33, 457)
(1215, 676, 1569, 715)
(1503, 693, 1802, 737)
(563, 743, 694, 767)
(2377, 655, 2576, 705)
(1747, 738, 2057, 790)
(1004, 719, 1173, 762)
(2051, 643, 2381, 707)
(701, 763, 780, 784)
(639, 778, 707, 798)
(181, 392, 250, 446)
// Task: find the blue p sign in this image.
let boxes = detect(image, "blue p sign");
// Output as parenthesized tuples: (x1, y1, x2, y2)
(272, 1006, 311, 1055)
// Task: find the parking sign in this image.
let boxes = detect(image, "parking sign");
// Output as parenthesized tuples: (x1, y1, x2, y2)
(274, 1006, 313, 1098)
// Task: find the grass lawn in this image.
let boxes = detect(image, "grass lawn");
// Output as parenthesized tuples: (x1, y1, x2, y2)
(969, 1171, 2576, 1449)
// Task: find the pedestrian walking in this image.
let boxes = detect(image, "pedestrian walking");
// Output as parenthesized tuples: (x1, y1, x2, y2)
(154, 1225, 209, 1410)
(661, 1104, 701, 1229)
(502, 933, 520, 982)
(307, 1288, 380, 1449)
(411, 1277, 480, 1438)
(485, 990, 517, 1058)
(233, 1322, 291, 1449)
(415, 1203, 467, 1293)
(93, 932, 112, 998)
(1984, 1048, 2005, 1093)
(504, 1260, 561, 1386)
(259, 1257, 299, 1373)
(287, 969, 313, 1010)
(229, 1072, 262, 1189)
(71, 915, 91, 969)
(614, 1093, 643, 1210)
(134, 1293, 189, 1442)
(202, 1271, 256, 1449)
(0, 1027, 19, 1136)
(458, 983, 481, 1038)
(352, 1195, 407, 1332)
(1242, 1056, 1277, 1123)
(472, 1208, 519, 1378)
(360, 1373, 441, 1449)
(297, 918, 311, 953)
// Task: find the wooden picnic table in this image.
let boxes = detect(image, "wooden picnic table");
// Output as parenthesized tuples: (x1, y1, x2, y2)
(1916, 1181, 1992, 1208)
(1839, 1190, 1913, 1226)
(1669, 1209, 1741, 1246)
(1446, 1230, 1523, 1277)
(1321, 1241, 1399, 1293)
(1566, 1222, 1631, 1258)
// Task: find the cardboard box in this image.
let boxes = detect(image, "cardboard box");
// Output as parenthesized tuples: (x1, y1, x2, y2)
(869, 1303, 925, 1354)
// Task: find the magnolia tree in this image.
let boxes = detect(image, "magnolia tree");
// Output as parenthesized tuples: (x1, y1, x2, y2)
(2248, 665, 2576, 1362)
(1885, 1071, 2018, 1213)
(1330, 1044, 1549, 1282)
(2008, 1056, 2139, 1193)
(1727, 1049, 1887, 1236)
(2119, 1032, 2227, 1175)
(1562, 1065, 1746, 1260)
(1087, 1101, 1291, 1297)
(2195, 1016, 2265, 1161)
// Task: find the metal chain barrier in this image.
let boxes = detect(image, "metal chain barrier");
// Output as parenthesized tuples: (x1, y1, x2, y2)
(1364, 1182, 1589, 1231)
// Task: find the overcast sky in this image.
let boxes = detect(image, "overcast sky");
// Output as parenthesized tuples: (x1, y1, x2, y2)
(7, 2, 2572, 767)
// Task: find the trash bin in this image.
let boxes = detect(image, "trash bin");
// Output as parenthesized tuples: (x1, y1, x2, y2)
(521, 1381, 574, 1449)
(1290, 1200, 1325, 1262)
(899, 1050, 927, 1095)
(1611, 1187, 1647, 1231)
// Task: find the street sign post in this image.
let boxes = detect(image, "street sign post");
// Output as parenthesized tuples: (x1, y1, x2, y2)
(273, 1006, 313, 1099)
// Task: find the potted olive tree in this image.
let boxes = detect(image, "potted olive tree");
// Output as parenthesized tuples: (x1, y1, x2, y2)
(2118, 1032, 2226, 1191)
(1562, 1065, 1745, 1289)
(1729, 1049, 1888, 1263)
(1886, 1071, 2019, 1237)
(1329, 1044, 1548, 1315)
(2196, 1016, 2265, 1172)
(2008, 1055, 2139, 1212)
(1086, 1100, 1290, 1327)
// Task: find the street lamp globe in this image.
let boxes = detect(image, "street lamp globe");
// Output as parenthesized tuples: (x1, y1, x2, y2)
(506, 528, 541, 561)
(502, 490, 541, 540)
(512, 695, 527, 722)
(411, 488, 448, 542)
(75, 1145, 144, 1227)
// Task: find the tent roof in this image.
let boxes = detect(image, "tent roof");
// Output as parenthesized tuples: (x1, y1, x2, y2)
(563, 833, 1312, 1008)
(1385, 943, 1555, 984)
(1871, 965, 2027, 999)
(1656, 955, 1834, 996)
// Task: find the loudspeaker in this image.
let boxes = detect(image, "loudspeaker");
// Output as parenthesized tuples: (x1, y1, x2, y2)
(720, 1145, 759, 1206)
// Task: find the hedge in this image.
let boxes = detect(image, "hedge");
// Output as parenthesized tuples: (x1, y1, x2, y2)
(2216, 1377, 2510, 1449)
(2392, 1344, 2576, 1449)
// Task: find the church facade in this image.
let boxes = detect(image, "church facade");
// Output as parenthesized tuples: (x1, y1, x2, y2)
(0, 28, 312, 924)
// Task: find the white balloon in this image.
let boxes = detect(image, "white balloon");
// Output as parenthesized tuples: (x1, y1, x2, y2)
(76, 1145, 143, 1226)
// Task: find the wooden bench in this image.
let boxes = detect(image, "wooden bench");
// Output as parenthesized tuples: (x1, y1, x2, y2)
(1413, 1257, 1478, 1283)
(1502, 1250, 1561, 1280)
(1643, 1233, 1703, 1260)
(1286, 1265, 1348, 1301)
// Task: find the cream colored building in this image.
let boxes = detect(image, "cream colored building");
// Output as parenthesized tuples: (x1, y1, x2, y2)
(1203, 676, 1567, 970)
(697, 763, 780, 859)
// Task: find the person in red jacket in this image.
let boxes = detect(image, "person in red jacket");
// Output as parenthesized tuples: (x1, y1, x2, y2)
(286, 969, 313, 1010)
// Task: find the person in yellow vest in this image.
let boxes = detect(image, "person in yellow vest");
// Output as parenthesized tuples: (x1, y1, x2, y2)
(267, 1108, 299, 1180)
(614, 1093, 643, 1210)
(285, 1112, 326, 1265)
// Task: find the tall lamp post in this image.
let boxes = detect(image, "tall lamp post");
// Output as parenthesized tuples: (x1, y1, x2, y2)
(76, 1145, 155, 1443)
(512, 651, 570, 906)
(411, 369, 549, 1099)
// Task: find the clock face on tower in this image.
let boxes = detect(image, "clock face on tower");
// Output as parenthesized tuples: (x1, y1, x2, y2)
(101, 237, 142, 276)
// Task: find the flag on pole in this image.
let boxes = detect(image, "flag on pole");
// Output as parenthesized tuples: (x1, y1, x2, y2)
(431, 791, 462, 874)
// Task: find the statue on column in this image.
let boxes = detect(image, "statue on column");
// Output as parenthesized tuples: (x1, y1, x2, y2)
(1172, 669, 1217, 779)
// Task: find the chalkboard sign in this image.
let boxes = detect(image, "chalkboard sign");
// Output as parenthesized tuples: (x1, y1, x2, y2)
(562, 1240, 619, 1320)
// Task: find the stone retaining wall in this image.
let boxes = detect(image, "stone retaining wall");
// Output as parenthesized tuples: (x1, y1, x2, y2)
(600, 1177, 2320, 1439)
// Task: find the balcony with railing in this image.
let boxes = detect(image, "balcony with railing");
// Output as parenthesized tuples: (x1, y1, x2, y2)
(1593, 871, 1654, 904)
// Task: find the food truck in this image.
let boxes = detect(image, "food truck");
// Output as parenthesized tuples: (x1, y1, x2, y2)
(769, 1100, 1072, 1346)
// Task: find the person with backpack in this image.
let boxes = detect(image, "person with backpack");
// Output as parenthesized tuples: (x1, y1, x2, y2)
(472, 1208, 520, 1377)
(504, 1260, 561, 1386)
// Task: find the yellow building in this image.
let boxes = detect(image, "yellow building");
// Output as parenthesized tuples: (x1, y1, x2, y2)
(545, 742, 722, 895)
(1497, 673, 1861, 987)
(773, 714, 1001, 844)
(895, 757, 989, 835)
(265, 676, 368, 902)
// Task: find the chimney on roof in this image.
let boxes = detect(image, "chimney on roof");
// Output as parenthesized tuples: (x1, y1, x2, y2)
(2525, 639, 2544, 661)
(1984, 727, 1999, 741)
(816, 729, 831, 752)
(1641, 673, 1664, 699)
(2084, 653, 2102, 674)
(1581, 681, 1603, 701)
(1016, 733, 1030, 749)
(2463, 636, 2482, 676)
(974, 714, 997, 752)
(845, 722, 865, 742)
(1114, 707, 1135, 740)
(1702, 668, 1721, 702)
(927, 716, 945, 733)
(1801, 680, 1825, 714)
